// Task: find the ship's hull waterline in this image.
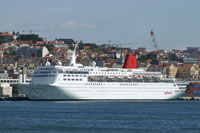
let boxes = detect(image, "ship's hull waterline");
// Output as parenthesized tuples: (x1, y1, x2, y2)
(17, 83, 185, 100)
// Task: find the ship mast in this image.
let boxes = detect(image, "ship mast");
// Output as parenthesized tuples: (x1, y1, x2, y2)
(69, 42, 78, 66)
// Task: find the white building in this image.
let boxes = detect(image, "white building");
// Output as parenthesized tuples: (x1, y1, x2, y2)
(0, 83, 13, 97)
(17, 46, 49, 58)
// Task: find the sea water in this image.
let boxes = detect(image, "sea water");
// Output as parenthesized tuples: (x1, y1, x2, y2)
(0, 101, 199, 133)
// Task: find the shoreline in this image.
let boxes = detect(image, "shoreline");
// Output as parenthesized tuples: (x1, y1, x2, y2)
(0, 96, 200, 101)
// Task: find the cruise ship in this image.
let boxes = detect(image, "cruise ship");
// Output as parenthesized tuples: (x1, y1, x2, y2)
(17, 43, 186, 100)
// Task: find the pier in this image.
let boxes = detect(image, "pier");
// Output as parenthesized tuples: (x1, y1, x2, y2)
(179, 96, 200, 100)
(0, 74, 31, 100)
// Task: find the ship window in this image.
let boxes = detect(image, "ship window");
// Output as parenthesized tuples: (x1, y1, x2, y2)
(67, 75, 70, 77)
(72, 79, 74, 81)
(76, 79, 78, 81)
(63, 79, 66, 81)
(58, 70, 63, 73)
(68, 79, 70, 81)
(63, 75, 66, 77)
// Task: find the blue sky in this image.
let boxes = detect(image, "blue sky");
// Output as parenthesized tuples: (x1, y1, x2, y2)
(0, 0, 200, 50)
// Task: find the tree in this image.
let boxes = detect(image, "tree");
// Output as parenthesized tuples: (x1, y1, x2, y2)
(0, 36, 5, 44)
(93, 47, 104, 52)
(137, 52, 157, 63)
(137, 55, 148, 62)
(10, 51, 17, 56)
(78, 42, 84, 50)
(151, 59, 159, 65)
(78, 43, 97, 50)
(147, 52, 157, 60)
(17, 34, 43, 43)
(169, 53, 179, 61)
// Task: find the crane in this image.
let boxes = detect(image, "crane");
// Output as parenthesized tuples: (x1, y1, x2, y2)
(107, 41, 141, 48)
(150, 30, 158, 51)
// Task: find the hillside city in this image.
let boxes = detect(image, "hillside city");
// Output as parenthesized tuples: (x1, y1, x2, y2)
(2, 1, 200, 132)
(0, 31, 200, 82)
(0, 30, 199, 99)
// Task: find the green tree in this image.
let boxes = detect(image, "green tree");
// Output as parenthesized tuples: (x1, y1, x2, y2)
(10, 51, 17, 56)
(0, 36, 5, 44)
(151, 59, 159, 65)
(17, 34, 43, 43)
(137, 55, 148, 62)
(147, 52, 157, 60)
(169, 53, 179, 61)
(3, 51, 8, 56)
(78, 43, 98, 50)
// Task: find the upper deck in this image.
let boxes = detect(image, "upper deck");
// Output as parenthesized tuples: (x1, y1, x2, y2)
(33, 64, 162, 78)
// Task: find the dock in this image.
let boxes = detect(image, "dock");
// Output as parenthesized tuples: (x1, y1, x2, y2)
(179, 96, 200, 100)
(0, 96, 29, 101)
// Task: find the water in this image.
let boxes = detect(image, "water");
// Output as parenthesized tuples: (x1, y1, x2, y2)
(0, 101, 200, 133)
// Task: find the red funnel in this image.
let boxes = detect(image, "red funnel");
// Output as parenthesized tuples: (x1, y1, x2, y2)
(123, 53, 137, 69)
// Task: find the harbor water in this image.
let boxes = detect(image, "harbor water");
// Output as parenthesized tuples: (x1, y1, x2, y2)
(0, 101, 200, 133)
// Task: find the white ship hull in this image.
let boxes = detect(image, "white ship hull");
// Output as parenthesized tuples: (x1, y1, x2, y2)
(17, 82, 185, 100)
